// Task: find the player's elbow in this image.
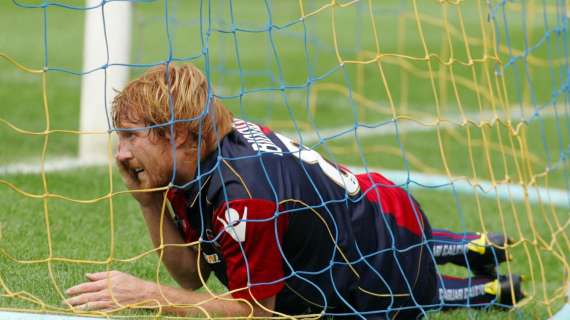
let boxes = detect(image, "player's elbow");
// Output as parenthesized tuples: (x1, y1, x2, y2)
(178, 261, 212, 290)
(252, 295, 276, 317)
(178, 270, 210, 290)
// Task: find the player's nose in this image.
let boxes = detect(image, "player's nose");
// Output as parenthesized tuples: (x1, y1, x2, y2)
(116, 140, 133, 162)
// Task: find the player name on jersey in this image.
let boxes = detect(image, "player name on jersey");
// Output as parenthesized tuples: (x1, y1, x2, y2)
(233, 118, 283, 155)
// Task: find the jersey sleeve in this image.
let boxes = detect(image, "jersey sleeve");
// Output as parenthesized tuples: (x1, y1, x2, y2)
(212, 198, 289, 301)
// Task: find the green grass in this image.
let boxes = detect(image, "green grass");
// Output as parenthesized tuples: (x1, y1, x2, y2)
(1, 0, 569, 319)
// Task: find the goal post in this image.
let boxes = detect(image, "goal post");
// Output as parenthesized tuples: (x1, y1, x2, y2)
(79, 0, 131, 162)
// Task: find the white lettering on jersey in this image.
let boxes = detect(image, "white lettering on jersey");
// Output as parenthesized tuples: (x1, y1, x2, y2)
(233, 119, 283, 155)
(433, 244, 467, 257)
(438, 283, 487, 301)
(232, 118, 360, 195)
(217, 206, 248, 242)
(274, 132, 360, 195)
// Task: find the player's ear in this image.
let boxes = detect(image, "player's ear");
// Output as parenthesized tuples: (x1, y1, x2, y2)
(172, 125, 190, 148)
(164, 125, 194, 148)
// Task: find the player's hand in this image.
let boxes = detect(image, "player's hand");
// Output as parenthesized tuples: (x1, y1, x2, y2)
(63, 271, 159, 312)
(116, 157, 163, 207)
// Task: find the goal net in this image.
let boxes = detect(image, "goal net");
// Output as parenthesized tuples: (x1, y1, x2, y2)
(0, 0, 568, 319)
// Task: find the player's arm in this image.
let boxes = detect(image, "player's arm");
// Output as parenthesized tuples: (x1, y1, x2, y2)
(64, 270, 275, 317)
(152, 281, 277, 317)
(117, 158, 209, 290)
(65, 195, 285, 316)
(139, 198, 210, 289)
(146, 282, 276, 317)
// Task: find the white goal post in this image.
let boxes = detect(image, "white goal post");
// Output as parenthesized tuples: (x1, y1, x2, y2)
(79, 0, 132, 161)
(0, 2, 132, 318)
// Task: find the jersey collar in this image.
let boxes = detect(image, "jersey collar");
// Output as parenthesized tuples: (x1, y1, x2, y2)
(177, 147, 220, 208)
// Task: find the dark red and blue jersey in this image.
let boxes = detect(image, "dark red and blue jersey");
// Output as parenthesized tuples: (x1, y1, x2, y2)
(167, 119, 437, 318)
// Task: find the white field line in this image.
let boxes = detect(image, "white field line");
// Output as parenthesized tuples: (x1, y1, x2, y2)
(0, 311, 94, 320)
(0, 157, 107, 176)
(0, 157, 568, 208)
(0, 105, 565, 206)
(284, 106, 559, 144)
(550, 284, 570, 320)
(217, 85, 561, 144)
(353, 167, 570, 208)
(552, 304, 570, 320)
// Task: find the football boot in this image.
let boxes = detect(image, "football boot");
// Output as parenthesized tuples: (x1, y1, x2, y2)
(483, 274, 526, 306)
(466, 232, 513, 277)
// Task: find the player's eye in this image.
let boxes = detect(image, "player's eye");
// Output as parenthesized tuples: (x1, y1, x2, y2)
(118, 131, 134, 140)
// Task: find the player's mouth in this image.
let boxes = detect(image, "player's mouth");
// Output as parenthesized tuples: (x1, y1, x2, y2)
(133, 168, 144, 177)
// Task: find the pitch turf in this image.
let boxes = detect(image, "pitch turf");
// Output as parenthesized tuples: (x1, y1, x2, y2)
(1, 1, 568, 319)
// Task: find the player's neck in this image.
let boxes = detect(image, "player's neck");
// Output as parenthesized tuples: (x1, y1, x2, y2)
(172, 146, 198, 185)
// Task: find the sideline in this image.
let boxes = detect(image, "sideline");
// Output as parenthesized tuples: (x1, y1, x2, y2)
(0, 158, 567, 208)
(0, 311, 97, 320)
(284, 107, 558, 145)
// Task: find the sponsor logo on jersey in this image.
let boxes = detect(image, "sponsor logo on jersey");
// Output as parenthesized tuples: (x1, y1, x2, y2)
(217, 206, 248, 242)
(233, 118, 283, 155)
(203, 252, 221, 264)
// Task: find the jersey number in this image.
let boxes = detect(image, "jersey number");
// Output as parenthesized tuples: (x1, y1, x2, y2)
(274, 133, 360, 195)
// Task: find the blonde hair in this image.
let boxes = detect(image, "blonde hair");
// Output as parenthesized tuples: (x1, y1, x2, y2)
(112, 63, 233, 154)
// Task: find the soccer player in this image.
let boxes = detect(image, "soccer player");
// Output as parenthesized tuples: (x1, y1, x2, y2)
(65, 64, 524, 318)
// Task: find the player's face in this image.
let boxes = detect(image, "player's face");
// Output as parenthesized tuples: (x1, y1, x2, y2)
(115, 121, 173, 189)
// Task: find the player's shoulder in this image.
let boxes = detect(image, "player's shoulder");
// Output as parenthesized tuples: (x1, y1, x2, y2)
(205, 163, 277, 209)
(210, 120, 286, 193)
(226, 118, 285, 156)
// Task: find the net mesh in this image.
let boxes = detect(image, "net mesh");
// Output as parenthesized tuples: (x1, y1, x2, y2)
(0, 0, 569, 319)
